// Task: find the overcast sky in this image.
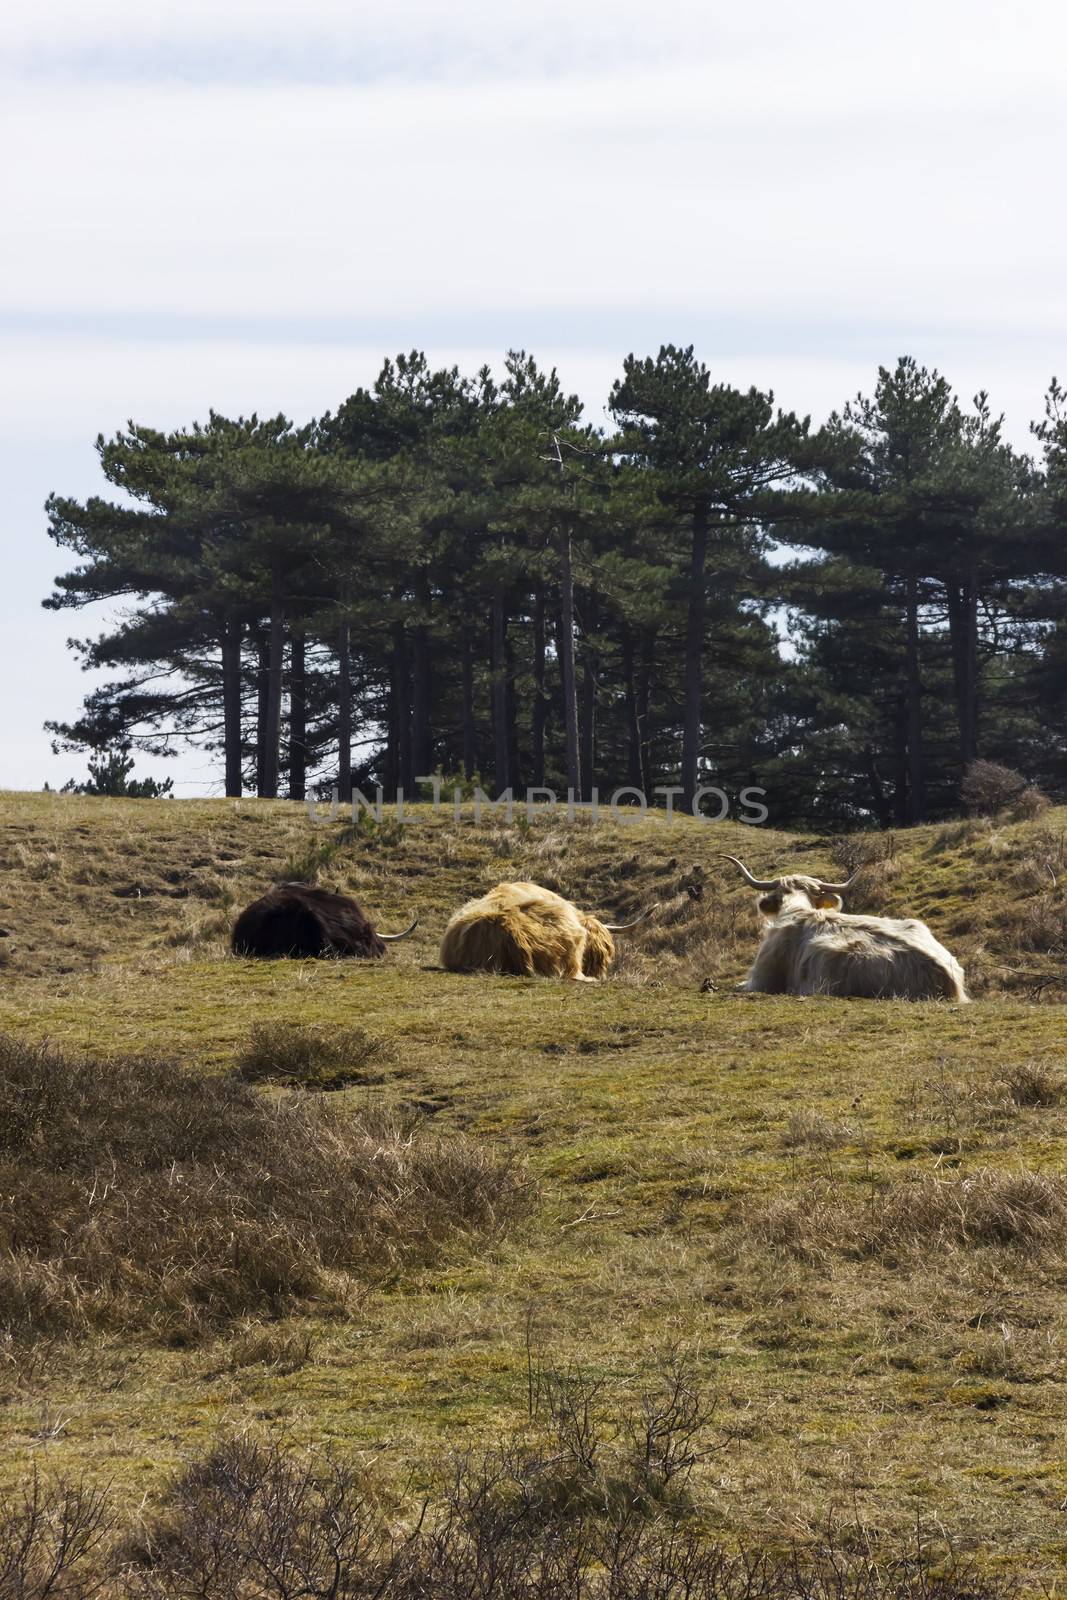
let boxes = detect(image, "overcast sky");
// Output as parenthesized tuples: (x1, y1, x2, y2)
(2, 0, 1065, 793)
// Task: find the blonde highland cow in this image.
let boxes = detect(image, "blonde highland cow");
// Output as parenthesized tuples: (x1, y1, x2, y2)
(440, 881, 650, 981)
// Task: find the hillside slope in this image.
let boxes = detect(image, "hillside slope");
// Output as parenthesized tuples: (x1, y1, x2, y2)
(1, 790, 1065, 1000)
(0, 792, 1065, 1585)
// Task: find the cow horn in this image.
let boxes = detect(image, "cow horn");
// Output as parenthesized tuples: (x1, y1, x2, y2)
(814, 869, 861, 893)
(602, 905, 657, 932)
(380, 915, 419, 942)
(714, 854, 779, 891)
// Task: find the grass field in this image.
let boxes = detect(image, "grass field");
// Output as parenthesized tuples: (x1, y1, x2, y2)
(1, 791, 1065, 1592)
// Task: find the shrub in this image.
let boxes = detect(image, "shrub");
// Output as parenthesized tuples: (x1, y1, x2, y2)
(113, 1432, 1017, 1599)
(0, 1424, 1026, 1599)
(237, 1021, 395, 1088)
(0, 1035, 529, 1342)
(61, 744, 174, 798)
(0, 1470, 111, 1598)
(961, 761, 1047, 821)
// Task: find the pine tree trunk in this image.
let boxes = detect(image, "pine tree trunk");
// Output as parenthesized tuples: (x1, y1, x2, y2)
(288, 629, 306, 802)
(391, 621, 412, 796)
(531, 588, 546, 788)
(383, 699, 398, 798)
(637, 633, 654, 793)
(491, 588, 509, 790)
(255, 630, 270, 798)
(947, 573, 979, 769)
(623, 634, 643, 791)
(411, 572, 432, 776)
(506, 629, 522, 792)
(904, 570, 925, 824)
(962, 570, 979, 765)
(581, 616, 597, 802)
(337, 617, 352, 802)
(681, 499, 710, 810)
(558, 527, 581, 798)
(863, 745, 891, 830)
(461, 625, 477, 781)
(892, 698, 909, 826)
(221, 617, 243, 798)
(261, 593, 285, 800)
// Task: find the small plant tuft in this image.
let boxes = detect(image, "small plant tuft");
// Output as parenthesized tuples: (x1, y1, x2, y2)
(237, 1021, 395, 1088)
(782, 1109, 855, 1151)
(999, 1061, 1064, 1108)
(748, 1168, 1067, 1265)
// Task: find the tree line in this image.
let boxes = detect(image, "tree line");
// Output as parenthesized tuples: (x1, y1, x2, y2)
(44, 347, 1067, 827)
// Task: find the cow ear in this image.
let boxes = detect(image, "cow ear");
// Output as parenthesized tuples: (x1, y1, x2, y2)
(814, 893, 842, 910)
(757, 893, 781, 915)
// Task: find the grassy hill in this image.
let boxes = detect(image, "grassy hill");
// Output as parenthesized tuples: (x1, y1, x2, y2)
(0, 791, 1065, 1591)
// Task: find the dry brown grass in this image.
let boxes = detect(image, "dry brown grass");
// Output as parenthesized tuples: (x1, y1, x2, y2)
(745, 1168, 1067, 1267)
(781, 1109, 856, 1151)
(236, 1020, 396, 1088)
(0, 1034, 530, 1343)
(997, 1060, 1064, 1108)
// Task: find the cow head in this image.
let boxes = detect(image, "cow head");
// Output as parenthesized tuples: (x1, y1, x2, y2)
(715, 857, 858, 916)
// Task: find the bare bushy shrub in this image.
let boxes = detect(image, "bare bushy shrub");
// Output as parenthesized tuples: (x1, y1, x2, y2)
(237, 1021, 395, 1088)
(0, 1469, 111, 1598)
(503, 1353, 721, 1522)
(0, 1423, 1025, 1600)
(121, 1439, 394, 1599)
(111, 1431, 1017, 1599)
(0, 1035, 529, 1342)
(822, 837, 901, 914)
(961, 761, 1047, 821)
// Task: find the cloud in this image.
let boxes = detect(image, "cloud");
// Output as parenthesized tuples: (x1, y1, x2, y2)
(2, 0, 1061, 89)
(1, 0, 1065, 790)
(2, 70, 1064, 334)
(2, 0, 756, 85)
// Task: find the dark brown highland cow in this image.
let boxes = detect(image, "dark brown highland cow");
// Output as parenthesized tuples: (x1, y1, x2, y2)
(231, 884, 418, 959)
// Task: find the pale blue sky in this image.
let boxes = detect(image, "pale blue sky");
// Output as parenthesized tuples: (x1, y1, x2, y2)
(2, 0, 1065, 792)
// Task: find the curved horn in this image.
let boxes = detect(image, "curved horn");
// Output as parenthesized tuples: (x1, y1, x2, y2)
(814, 869, 861, 894)
(380, 915, 419, 942)
(602, 905, 657, 933)
(714, 854, 779, 891)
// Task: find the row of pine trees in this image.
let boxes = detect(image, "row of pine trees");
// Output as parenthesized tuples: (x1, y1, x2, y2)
(44, 348, 1067, 828)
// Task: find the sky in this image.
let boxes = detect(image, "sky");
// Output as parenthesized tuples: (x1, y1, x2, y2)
(1, 0, 1065, 793)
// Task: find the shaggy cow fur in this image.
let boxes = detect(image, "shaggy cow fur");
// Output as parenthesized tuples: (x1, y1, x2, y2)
(740, 873, 969, 1002)
(232, 884, 392, 959)
(440, 882, 617, 981)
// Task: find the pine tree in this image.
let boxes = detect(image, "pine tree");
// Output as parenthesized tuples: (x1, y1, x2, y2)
(609, 346, 809, 809)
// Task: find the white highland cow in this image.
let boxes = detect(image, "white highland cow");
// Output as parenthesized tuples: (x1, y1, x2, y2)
(719, 856, 969, 1002)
